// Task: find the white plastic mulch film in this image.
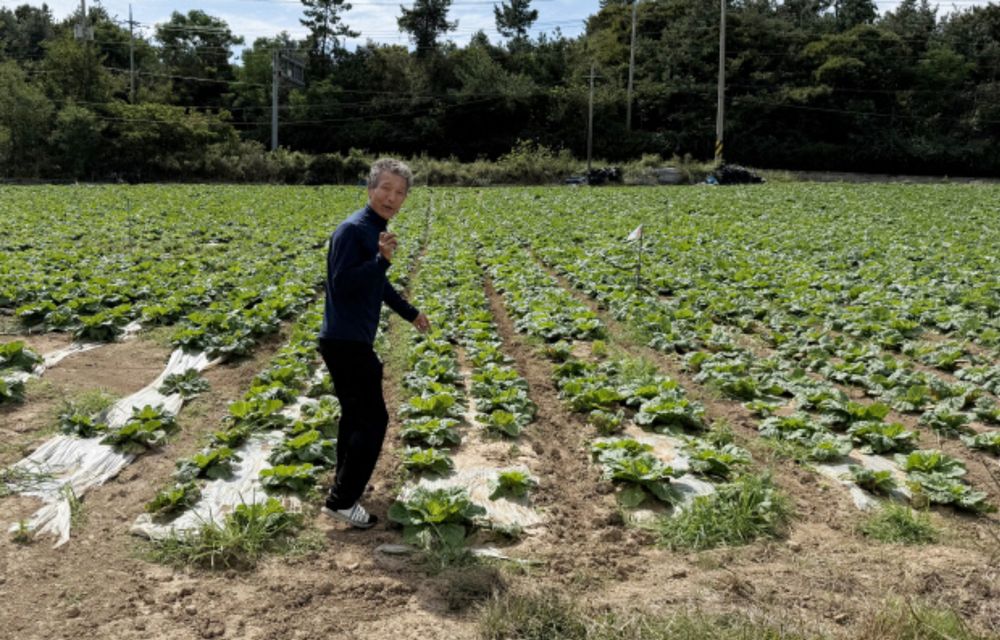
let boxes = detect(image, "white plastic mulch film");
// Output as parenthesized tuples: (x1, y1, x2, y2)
(130, 431, 293, 541)
(129, 388, 319, 541)
(814, 452, 912, 511)
(404, 367, 546, 534)
(621, 424, 718, 507)
(5, 347, 215, 547)
(407, 464, 545, 532)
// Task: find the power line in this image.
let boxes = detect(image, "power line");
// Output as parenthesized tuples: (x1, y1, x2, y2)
(83, 94, 506, 126)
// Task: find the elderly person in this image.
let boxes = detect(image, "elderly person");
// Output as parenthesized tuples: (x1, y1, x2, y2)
(318, 158, 430, 529)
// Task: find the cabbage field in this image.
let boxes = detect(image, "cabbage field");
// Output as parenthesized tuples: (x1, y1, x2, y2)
(1, 183, 999, 639)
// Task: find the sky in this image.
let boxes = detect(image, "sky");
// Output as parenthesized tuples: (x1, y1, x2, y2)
(3, 0, 602, 58)
(2, 0, 994, 61)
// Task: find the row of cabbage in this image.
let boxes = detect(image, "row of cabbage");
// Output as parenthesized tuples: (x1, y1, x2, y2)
(133, 302, 338, 549)
(466, 212, 755, 515)
(388, 209, 541, 552)
(463, 187, 996, 514)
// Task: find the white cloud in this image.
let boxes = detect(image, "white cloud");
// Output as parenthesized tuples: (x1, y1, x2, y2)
(8, 0, 597, 52)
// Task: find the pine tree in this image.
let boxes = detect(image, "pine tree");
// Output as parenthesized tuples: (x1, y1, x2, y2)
(494, 0, 538, 42)
(398, 0, 458, 56)
(300, 0, 358, 63)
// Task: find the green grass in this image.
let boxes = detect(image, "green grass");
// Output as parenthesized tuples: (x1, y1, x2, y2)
(859, 599, 992, 640)
(57, 389, 117, 420)
(478, 592, 588, 640)
(23, 378, 58, 402)
(144, 498, 306, 570)
(479, 592, 991, 640)
(10, 519, 32, 544)
(0, 466, 53, 498)
(754, 436, 813, 464)
(478, 591, 823, 640)
(140, 326, 176, 350)
(60, 483, 86, 528)
(857, 503, 938, 545)
(656, 472, 793, 550)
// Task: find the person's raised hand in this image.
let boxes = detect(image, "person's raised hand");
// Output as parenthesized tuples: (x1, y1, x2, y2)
(412, 312, 431, 334)
(378, 232, 398, 261)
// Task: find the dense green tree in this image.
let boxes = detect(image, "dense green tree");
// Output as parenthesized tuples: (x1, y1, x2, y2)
(101, 102, 238, 180)
(155, 10, 244, 108)
(398, 0, 458, 57)
(834, 0, 878, 31)
(41, 34, 121, 104)
(1, 0, 999, 178)
(0, 61, 53, 177)
(229, 34, 304, 144)
(49, 105, 103, 179)
(0, 4, 54, 62)
(880, 0, 937, 54)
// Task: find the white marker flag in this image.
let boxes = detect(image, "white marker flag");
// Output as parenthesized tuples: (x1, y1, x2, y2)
(626, 224, 643, 242)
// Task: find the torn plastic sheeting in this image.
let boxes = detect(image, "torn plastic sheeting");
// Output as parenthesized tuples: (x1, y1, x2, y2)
(815, 451, 912, 512)
(41, 342, 103, 369)
(6, 347, 217, 547)
(131, 431, 300, 540)
(278, 369, 326, 422)
(2, 369, 37, 385)
(406, 467, 545, 532)
(6, 435, 136, 546)
(376, 543, 541, 565)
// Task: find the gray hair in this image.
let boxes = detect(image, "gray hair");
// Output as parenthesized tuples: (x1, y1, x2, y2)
(367, 158, 413, 192)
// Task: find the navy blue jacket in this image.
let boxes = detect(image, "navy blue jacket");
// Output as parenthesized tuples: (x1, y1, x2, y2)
(319, 205, 419, 344)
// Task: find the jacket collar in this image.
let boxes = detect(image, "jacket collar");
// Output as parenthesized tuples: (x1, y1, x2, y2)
(364, 204, 388, 230)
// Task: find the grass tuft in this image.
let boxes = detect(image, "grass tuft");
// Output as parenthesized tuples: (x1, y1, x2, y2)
(478, 591, 823, 640)
(55, 389, 118, 423)
(145, 498, 304, 570)
(859, 599, 990, 640)
(478, 591, 587, 640)
(857, 503, 938, 545)
(11, 519, 33, 544)
(656, 472, 793, 550)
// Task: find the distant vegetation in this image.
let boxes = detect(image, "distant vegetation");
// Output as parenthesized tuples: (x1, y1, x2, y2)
(1, 0, 998, 181)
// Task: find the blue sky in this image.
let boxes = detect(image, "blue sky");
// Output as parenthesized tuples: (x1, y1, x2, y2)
(4, 0, 602, 58)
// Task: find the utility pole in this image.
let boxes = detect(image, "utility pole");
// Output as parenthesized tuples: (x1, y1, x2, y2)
(74, 0, 93, 41)
(626, 0, 638, 131)
(587, 62, 596, 173)
(128, 4, 136, 103)
(715, 0, 726, 165)
(272, 49, 280, 151)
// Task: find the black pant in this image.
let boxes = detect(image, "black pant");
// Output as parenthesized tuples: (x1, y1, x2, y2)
(318, 339, 389, 509)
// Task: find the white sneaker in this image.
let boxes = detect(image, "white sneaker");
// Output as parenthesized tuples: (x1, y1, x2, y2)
(322, 502, 378, 529)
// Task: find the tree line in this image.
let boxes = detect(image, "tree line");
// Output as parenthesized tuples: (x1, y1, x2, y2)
(1, 0, 998, 181)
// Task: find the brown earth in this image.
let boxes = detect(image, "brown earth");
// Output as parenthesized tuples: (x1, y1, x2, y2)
(1, 286, 999, 640)
(0, 336, 172, 466)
